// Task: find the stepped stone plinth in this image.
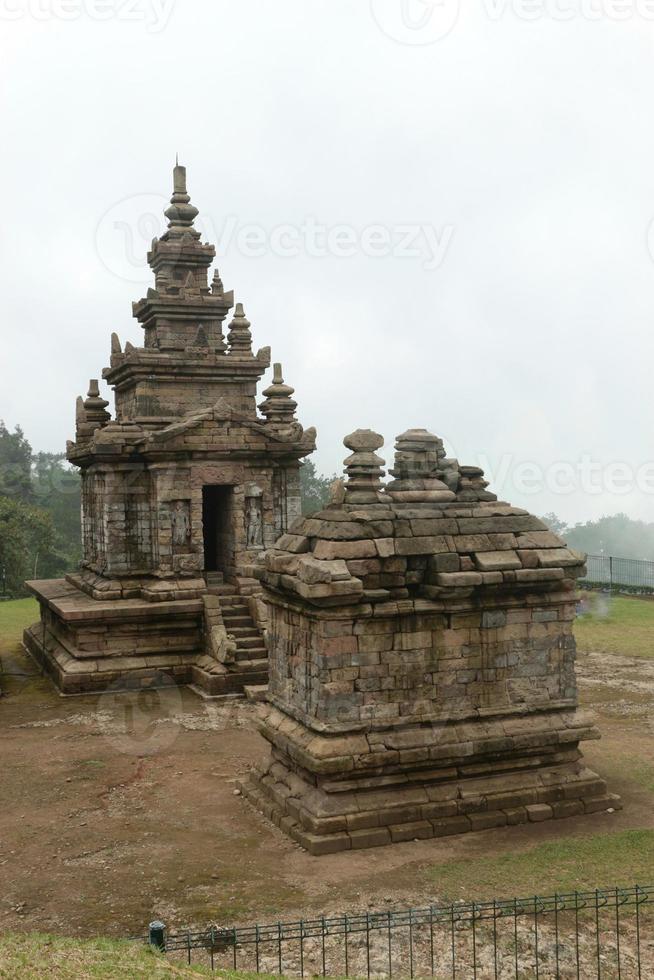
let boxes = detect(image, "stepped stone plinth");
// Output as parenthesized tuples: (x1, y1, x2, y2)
(241, 429, 620, 853)
(24, 164, 315, 696)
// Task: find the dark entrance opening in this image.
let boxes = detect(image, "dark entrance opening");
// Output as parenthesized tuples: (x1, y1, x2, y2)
(202, 485, 234, 576)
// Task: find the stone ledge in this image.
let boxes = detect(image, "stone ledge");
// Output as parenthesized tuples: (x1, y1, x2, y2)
(240, 769, 621, 855)
(23, 624, 193, 695)
(26, 579, 204, 623)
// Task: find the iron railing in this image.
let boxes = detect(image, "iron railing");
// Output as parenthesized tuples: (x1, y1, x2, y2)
(141, 883, 654, 977)
(581, 554, 654, 592)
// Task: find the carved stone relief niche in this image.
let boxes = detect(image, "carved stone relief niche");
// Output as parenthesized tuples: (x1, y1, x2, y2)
(244, 483, 264, 550)
(171, 499, 192, 552)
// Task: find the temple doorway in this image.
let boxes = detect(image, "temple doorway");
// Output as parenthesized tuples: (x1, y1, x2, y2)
(202, 485, 235, 577)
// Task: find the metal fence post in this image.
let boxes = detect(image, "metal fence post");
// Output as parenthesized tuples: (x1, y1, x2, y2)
(149, 920, 166, 952)
(609, 555, 613, 591)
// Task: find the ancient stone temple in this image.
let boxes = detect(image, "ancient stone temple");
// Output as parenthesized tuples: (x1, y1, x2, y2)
(242, 429, 619, 853)
(24, 164, 315, 696)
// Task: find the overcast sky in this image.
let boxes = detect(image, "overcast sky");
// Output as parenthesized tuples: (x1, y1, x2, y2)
(2, 0, 654, 525)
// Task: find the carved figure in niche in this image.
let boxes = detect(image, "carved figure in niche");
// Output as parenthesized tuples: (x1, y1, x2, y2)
(246, 497, 263, 548)
(171, 500, 191, 548)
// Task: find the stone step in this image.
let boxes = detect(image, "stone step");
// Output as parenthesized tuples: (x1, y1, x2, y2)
(220, 596, 250, 616)
(235, 635, 264, 650)
(244, 684, 268, 703)
(237, 658, 269, 673)
(207, 585, 237, 597)
(222, 615, 252, 628)
(235, 641, 267, 657)
(219, 596, 248, 608)
(236, 649, 268, 663)
(229, 626, 260, 638)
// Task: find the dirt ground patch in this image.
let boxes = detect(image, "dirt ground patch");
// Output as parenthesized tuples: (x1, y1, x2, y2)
(1, 600, 654, 941)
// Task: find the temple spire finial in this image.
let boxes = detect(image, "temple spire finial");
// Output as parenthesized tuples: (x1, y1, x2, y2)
(165, 159, 198, 235)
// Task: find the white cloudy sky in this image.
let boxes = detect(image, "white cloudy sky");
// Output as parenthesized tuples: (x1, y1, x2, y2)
(2, 0, 654, 524)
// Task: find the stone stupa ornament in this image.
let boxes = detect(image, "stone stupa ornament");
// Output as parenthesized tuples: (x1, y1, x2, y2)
(258, 363, 298, 427)
(227, 302, 253, 356)
(342, 429, 385, 503)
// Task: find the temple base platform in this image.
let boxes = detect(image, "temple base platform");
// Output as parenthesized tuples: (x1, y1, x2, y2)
(24, 578, 268, 697)
(241, 703, 621, 855)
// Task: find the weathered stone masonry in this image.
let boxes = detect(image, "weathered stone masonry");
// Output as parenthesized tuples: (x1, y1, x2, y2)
(242, 428, 619, 853)
(24, 164, 315, 696)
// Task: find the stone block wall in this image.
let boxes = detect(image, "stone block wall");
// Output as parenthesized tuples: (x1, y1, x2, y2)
(115, 375, 259, 423)
(266, 595, 577, 730)
(78, 449, 303, 592)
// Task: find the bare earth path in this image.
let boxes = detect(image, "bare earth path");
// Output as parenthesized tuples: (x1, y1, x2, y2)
(1, 604, 654, 940)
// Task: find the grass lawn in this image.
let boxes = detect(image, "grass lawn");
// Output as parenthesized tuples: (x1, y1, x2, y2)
(0, 934, 278, 979)
(0, 598, 37, 654)
(0, 598, 38, 690)
(424, 829, 652, 901)
(0, 934, 215, 979)
(574, 592, 654, 658)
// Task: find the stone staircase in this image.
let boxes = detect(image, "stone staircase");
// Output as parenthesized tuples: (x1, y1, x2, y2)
(216, 591, 268, 674)
(191, 573, 269, 697)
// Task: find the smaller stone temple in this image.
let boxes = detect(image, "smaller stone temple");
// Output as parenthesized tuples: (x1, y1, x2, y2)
(242, 429, 619, 853)
(24, 164, 315, 696)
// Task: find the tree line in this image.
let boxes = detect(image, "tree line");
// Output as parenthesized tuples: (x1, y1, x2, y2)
(540, 511, 654, 562)
(0, 422, 81, 597)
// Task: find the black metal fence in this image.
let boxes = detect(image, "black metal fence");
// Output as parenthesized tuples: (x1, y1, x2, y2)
(141, 884, 653, 977)
(581, 555, 654, 592)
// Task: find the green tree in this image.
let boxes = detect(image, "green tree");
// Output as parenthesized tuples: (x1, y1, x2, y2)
(0, 496, 58, 596)
(300, 460, 337, 515)
(0, 431, 81, 596)
(32, 452, 81, 569)
(539, 512, 569, 538)
(0, 421, 33, 501)
(565, 513, 654, 561)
